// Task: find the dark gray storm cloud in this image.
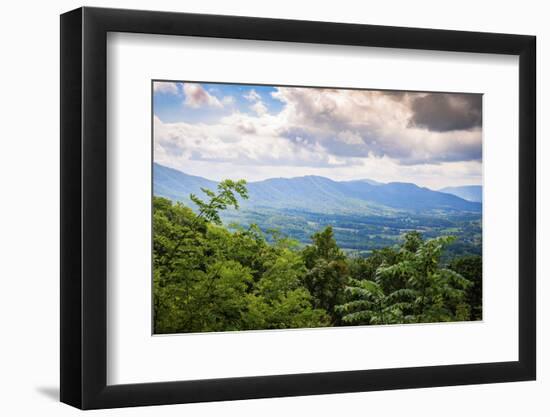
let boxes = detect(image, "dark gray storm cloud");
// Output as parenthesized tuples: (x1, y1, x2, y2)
(408, 93, 482, 132)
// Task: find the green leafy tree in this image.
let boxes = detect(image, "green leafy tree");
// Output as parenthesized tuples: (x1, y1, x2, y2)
(302, 226, 349, 324)
(348, 246, 402, 291)
(449, 255, 482, 320)
(153, 180, 330, 334)
(190, 179, 248, 225)
(336, 279, 405, 325)
(244, 248, 330, 329)
(337, 233, 473, 325)
(402, 230, 423, 252)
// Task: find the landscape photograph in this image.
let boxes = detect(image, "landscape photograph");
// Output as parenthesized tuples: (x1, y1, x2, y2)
(152, 80, 483, 334)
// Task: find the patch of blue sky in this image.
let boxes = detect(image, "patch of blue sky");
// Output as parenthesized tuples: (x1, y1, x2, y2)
(153, 81, 285, 124)
(204, 83, 284, 115)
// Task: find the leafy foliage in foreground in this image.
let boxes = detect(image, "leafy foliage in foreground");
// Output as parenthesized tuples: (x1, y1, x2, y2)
(337, 233, 472, 325)
(153, 181, 482, 334)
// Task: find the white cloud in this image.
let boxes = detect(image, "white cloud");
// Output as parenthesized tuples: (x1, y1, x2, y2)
(154, 85, 482, 188)
(271, 87, 482, 164)
(338, 130, 363, 145)
(183, 83, 223, 108)
(154, 116, 481, 188)
(153, 81, 180, 95)
(251, 101, 268, 116)
(222, 96, 235, 106)
(154, 113, 341, 170)
(245, 88, 268, 115)
(244, 89, 261, 102)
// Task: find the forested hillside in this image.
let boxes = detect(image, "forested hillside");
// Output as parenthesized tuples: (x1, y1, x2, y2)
(154, 163, 482, 259)
(153, 180, 482, 334)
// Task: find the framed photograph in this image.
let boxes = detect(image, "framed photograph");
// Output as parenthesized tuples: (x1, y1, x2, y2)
(60, 7, 536, 409)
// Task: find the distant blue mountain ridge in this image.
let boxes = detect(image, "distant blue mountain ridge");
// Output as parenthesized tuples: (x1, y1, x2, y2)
(153, 163, 482, 214)
(439, 185, 482, 203)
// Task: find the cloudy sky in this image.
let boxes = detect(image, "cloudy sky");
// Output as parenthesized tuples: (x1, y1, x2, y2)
(153, 81, 482, 189)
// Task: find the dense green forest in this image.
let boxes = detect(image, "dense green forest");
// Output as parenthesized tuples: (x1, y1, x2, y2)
(153, 180, 482, 334)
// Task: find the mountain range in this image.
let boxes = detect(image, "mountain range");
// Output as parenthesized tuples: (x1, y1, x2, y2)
(439, 185, 482, 203)
(154, 163, 481, 214)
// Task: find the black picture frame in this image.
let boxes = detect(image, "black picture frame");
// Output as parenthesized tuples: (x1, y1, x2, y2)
(60, 6, 536, 410)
